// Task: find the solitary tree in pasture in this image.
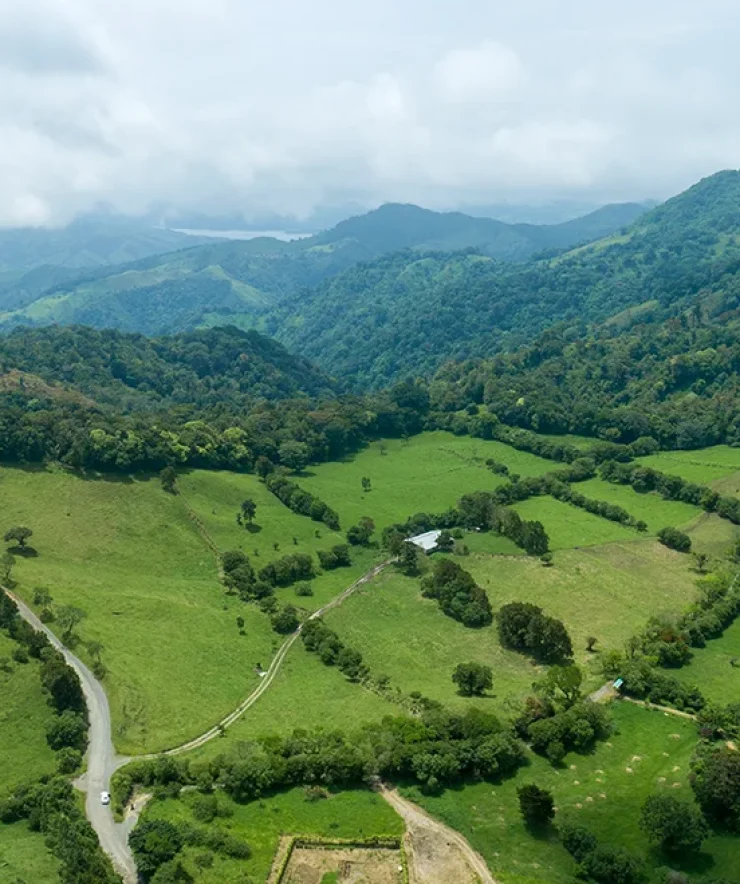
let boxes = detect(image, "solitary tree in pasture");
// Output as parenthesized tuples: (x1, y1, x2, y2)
(240, 499, 257, 524)
(1, 552, 13, 584)
(159, 466, 178, 494)
(56, 605, 86, 640)
(517, 784, 555, 827)
(452, 662, 493, 696)
(4, 526, 33, 548)
(362, 477, 372, 492)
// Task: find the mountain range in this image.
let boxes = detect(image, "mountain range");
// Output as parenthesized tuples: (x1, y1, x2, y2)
(0, 199, 646, 331)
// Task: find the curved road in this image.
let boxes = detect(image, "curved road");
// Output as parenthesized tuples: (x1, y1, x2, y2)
(2, 559, 390, 882)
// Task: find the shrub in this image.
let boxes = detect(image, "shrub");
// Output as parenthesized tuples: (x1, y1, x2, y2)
(639, 794, 708, 853)
(517, 784, 555, 827)
(657, 527, 692, 553)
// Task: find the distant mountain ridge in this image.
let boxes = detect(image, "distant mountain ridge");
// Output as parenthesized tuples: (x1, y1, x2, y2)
(0, 199, 647, 332)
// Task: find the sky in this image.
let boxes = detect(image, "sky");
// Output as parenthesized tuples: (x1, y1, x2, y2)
(1, 0, 739, 227)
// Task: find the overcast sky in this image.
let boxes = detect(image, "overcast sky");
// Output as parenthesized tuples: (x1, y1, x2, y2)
(2, 0, 739, 226)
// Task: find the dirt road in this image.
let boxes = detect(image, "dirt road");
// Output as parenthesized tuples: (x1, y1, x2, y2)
(2, 559, 391, 880)
(379, 784, 498, 884)
(3, 588, 137, 884)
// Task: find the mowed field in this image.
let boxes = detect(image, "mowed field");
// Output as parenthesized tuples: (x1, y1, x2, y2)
(142, 787, 403, 883)
(403, 703, 740, 884)
(299, 432, 557, 530)
(0, 632, 57, 795)
(0, 465, 278, 755)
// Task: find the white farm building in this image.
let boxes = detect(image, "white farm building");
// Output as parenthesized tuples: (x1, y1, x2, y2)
(406, 530, 441, 554)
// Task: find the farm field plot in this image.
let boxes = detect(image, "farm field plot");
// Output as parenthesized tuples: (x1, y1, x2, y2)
(142, 786, 403, 883)
(402, 703, 740, 884)
(0, 821, 59, 884)
(638, 446, 740, 486)
(194, 641, 401, 758)
(0, 632, 57, 796)
(178, 469, 383, 610)
(0, 465, 278, 755)
(675, 617, 740, 706)
(577, 478, 702, 533)
(513, 496, 637, 549)
(464, 540, 700, 657)
(299, 432, 558, 530)
(325, 567, 537, 716)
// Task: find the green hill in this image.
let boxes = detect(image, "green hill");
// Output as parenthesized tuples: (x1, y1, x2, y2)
(0, 201, 646, 334)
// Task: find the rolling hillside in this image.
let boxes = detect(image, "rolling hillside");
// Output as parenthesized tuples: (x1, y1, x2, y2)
(0, 200, 646, 334)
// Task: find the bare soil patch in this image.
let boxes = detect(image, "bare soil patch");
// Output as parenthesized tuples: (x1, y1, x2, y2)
(282, 846, 404, 883)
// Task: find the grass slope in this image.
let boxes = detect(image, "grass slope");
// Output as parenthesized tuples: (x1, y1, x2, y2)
(576, 478, 702, 534)
(675, 618, 740, 705)
(299, 432, 557, 531)
(402, 703, 740, 884)
(143, 786, 403, 883)
(513, 497, 637, 549)
(638, 446, 740, 486)
(0, 632, 58, 796)
(324, 567, 536, 716)
(0, 822, 59, 884)
(1, 465, 278, 755)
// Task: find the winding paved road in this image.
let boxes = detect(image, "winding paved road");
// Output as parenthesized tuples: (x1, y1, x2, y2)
(2, 559, 391, 881)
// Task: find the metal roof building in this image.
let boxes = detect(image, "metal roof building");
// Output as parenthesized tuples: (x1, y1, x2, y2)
(406, 529, 441, 553)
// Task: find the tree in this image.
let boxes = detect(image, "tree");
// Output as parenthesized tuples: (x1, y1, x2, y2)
(160, 466, 177, 494)
(535, 665, 583, 708)
(240, 498, 257, 524)
(33, 586, 53, 607)
(4, 526, 32, 548)
(236, 616, 245, 631)
(397, 541, 421, 576)
(452, 662, 493, 696)
(255, 456, 274, 480)
(691, 746, 740, 830)
(520, 521, 550, 556)
(436, 530, 454, 552)
(56, 605, 86, 640)
(639, 794, 708, 853)
(271, 606, 299, 634)
(540, 552, 553, 567)
(657, 527, 692, 553)
(692, 552, 709, 573)
(278, 441, 309, 473)
(1, 552, 13, 584)
(87, 641, 104, 663)
(517, 784, 555, 827)
(586, 636, 598, 652)
(346, 516, 375, 546)
(46, 709, 88, 751)
(129, 819, 184, 878)
(579, 845, 646, 884)
(362, 477, 372, 492)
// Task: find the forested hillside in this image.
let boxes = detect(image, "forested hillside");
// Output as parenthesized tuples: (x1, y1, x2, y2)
(0, 201, 644, 333)
(268, 171, 740, 388)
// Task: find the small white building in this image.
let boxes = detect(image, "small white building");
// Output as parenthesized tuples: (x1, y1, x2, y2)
(406, 529, 442, 554)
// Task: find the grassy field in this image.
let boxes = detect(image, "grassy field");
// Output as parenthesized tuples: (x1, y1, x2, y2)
(0, 631, 58, 796)
(675, 617, 740, 706)
(193, 640, 402, 760)
(142, 786, 403, 882)
(0, 822, 59, 884)
(577, 478, 702, 534)
(402, 703, 740, 884)
(465, 540, 701, 660)
(638, 446, 740, 486)
(324, 567, 537, 717)
(1, 464, 278, 755)
(299, 432, 558, 530)
(513, 496, 638, 549)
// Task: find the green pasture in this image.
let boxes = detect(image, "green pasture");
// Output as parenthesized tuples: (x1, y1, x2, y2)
(0, 632, 57, 796)
(324, 567, 537, 716)
(403, 703, 740, 884)
(299, 432, 557, 530)
(0, 822, 59, 884)
(513, 496, 637, 549)
(577, 478, 702, 533)
(142, 786, 403, 883)
(0, 464, 278, 755)
(637, 446, 740, 486)
(193, 641, 402, 759)
(675, 617, 740, 706)
(465, 539, 700, 661)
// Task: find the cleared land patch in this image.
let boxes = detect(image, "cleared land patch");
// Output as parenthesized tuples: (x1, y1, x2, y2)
(638, 446, 740, 486)
(0, 821, 59, 884)
(577, 477, 702, 533)
(280, 844, 403, 884)
(142, 787, 403, 883)
(401, 703, 740, 884)
(299, 432, 557, 530)
(512, 496, 637, 549)
(0, 464, 278, 755)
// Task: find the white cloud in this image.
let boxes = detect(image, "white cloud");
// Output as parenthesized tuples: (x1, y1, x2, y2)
(0, 0, 739, 226)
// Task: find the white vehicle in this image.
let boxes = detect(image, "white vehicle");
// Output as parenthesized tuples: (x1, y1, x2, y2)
(100, 791, 111, 806)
